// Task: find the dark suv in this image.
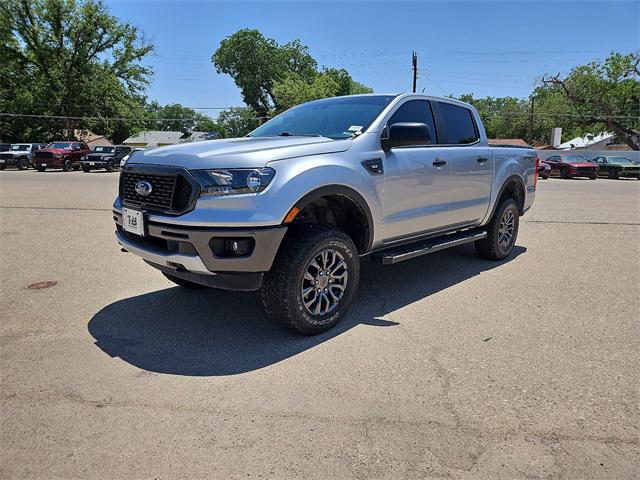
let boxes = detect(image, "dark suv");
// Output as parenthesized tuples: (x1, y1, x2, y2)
(81, 145, 133, 173)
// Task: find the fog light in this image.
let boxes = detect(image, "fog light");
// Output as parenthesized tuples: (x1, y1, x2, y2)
(224, 238, 253, 256)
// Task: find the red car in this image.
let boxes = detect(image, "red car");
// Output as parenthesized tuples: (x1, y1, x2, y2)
(544, 154, 598, 179)
(33, 141, 91, 172)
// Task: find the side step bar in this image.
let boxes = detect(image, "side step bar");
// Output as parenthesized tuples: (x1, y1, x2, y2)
(372, 230, 487, 265)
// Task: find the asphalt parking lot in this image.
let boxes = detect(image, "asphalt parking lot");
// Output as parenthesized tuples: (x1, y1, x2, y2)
(1, 170, 638, 479)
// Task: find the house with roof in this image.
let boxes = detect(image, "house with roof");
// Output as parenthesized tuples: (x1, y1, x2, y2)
(122, 130, 218, 147)
(556, 131, 616, 150)
(488, 138, 532, 148)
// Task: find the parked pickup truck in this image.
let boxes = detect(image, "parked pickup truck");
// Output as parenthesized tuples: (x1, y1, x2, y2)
(81, 145, 133, 173)
(114, 94, 537, 334)
(33, 141, 91, 171)
(0, 143, 46, 170)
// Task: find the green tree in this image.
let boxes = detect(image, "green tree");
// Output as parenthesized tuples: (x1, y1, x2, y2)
(212, 30, 373, 116)
(457, 94, 531, 142)
(212, 29, 317, 117)
(216, 107, 262, 138)
(540, 52, 640, 150)
(0, 0, 153, 142)
(143, 102, 219, 132)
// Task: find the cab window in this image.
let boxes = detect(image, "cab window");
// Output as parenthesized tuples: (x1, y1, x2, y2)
(438, 102, 479, 144)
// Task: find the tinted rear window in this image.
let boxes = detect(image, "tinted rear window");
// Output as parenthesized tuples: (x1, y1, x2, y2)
(388, 100, 437, 144)
(439, 103, 479, 144)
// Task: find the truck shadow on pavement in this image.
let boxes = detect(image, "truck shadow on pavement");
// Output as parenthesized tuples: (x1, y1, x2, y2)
(88, 245, 525, 376)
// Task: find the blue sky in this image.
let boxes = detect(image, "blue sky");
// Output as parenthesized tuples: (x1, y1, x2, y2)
(106, 0, 639, 117)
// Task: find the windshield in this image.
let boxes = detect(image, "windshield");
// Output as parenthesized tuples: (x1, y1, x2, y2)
(115, 147, 130, 155)
(563, 156, 587, 163)
(10, 145, 29, 151)
(47, 142, 72, 150)
(608, 157, 633, 164)
(93, 146, 115, 153)
(249, 95, 397, 140)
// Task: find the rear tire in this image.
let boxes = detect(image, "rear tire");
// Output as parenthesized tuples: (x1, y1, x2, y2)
(475, 198, 519, 260)
(589, 175, 597, 180)
(62, 158, 72, 172)
(261, 224, 359, 335)
(162, 272, 206, 289)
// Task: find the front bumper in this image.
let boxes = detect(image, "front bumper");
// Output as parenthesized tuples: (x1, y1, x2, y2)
(114, 210, 287, 278)
(82, 160, 108, 168)
(34, 158, 63, 168)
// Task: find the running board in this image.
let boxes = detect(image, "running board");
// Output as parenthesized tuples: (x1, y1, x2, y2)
(372, 230, 487, 265)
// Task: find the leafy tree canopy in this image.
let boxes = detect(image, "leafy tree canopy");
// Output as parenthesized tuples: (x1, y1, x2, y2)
(215, 107, 262, 138)
(540, 52, 639, 150)
(0, 0, 153, 142)
(213, 29, 372, 115)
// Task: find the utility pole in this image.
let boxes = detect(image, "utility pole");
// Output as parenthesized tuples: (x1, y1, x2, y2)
(528, 96, 535, 142)
(412, 51, 418, 93)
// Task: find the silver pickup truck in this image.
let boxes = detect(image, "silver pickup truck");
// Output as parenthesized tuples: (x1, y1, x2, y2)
(114, 94, 537, 334)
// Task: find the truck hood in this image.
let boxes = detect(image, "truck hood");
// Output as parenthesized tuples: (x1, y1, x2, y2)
(37, 148, 71, 155)
(128, 136, 352, 170)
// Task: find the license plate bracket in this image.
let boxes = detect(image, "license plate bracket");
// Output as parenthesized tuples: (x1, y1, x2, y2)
(123, 207, 145, 236)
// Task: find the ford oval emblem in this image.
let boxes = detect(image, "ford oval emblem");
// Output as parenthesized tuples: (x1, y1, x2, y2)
(135, 180, 153, 197)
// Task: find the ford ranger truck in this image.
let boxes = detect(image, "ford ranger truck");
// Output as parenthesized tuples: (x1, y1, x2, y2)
(114, 94, 537, 334)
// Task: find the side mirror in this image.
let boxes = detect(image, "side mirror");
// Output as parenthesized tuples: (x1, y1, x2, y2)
(382, 122, 432, 150)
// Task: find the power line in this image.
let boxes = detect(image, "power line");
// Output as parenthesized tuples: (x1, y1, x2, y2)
(1, 111, 636, 122)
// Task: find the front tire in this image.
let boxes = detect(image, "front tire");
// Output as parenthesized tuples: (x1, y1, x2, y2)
(62, 158, 72, 172)
(106, 160, 114, 173)
(82, 164, 90, 173)
(475, 198, 519, 260)
(18, 158, 29, 170)
(261, 225, 360, 335)
(608, 169, 619, 179)
(560, 167, 569, 179)
(162, 272, 206, 289)
(36, 166, 45, 172)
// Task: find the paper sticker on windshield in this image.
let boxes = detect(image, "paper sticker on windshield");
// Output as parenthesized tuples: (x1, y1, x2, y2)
(347, 125, 363, 133)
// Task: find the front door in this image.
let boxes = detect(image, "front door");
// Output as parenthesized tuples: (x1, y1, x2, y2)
(382, 99, 451, 241)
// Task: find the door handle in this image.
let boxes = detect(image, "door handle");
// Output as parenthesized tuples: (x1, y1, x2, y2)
(477, 156, 489, 163)
(432, 159, 447, 167)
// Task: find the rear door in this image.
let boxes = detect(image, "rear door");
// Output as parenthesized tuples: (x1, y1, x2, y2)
(381, 99, 451, 241)
(433, 101, 492, 226)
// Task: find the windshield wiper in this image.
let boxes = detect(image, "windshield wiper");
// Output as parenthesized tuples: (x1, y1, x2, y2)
(276, 132, 323, 137)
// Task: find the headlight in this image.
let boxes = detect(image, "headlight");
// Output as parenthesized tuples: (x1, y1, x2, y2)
(191, 168, 276, 196)
(81, 156, 87, 161)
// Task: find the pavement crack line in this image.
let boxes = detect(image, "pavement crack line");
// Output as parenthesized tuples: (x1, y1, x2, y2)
(523, 219, 639, 226)
(0, 205, 112, 212)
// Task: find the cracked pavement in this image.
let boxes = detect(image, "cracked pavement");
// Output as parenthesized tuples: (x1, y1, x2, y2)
(1, 171, 638, 478)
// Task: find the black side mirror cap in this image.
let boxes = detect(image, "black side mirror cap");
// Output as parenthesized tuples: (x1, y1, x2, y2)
(384, 122, 432, 149)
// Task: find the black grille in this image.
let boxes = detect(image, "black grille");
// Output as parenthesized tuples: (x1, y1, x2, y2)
(0, 153, 13, 160)
(121, 168, 195, 214)
(35, 152, 53, 159)
(577, 167, 597, 174)
(87, 154, 108, 161)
